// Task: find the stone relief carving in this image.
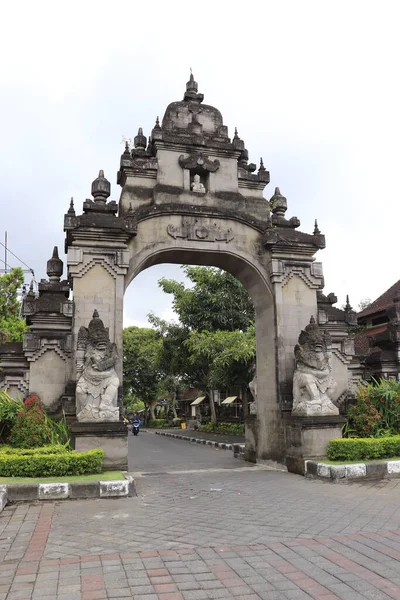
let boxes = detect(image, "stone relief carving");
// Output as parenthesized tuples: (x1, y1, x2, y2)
(179, 152, 220, 172)
(292, 316, 339, 417)
(75, 310, 119, 422)
(167, 220, 234, 243)
(248, 363, 258, 415)
(191, 174, 206, 193)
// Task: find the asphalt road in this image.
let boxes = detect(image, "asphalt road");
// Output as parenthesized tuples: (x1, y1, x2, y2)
(128, 429, 243, 474)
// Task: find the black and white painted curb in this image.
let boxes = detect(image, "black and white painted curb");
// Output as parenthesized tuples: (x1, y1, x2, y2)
(306, 459, 400, 481)
(0, 475, 136, 512)
(155, 430, 245, 458)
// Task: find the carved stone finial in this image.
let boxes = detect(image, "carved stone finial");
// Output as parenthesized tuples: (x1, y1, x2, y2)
(313, 219, 321, 235)
(270, 187, 287, 216)
(345, 295, 352, 311)
(234, 127, 239, 139)
(259, 157, 265, 171)
(124, 141, 130, 154)
(26, 279, 35, 298)
(134, 127, 147, 149)
(47, 246, 63, 283)
(68, 197, 75, 216)
(91, 170, 111, 203)
(187, 72, 198, 93)
(154, 116, 161, 130)
(292, 318, 339, 417)
(184, 71, 204, 102)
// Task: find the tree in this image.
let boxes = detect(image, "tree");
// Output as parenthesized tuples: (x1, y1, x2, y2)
(0, 268, 28, 343)
(358, 297, 372, 311)
(122, 326, 164, 420)
(185, 327, 256, 422)
(155, 267, 256, 423)
(158, 266, 254, 332)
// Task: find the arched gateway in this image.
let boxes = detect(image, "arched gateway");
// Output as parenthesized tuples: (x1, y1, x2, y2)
(4, 75, 355, 473)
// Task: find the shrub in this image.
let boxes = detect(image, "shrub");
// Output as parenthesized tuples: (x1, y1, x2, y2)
(8, 395, 53, 448)
(347, 393, 380, 438)
(147, 419, 169, 428)
(348, 379, 400, 437)
(0, 445, 68, 456)
(199, 422, 245, 435)
(327, 436, 400, 462)
(0, 390, 23, 442)
(7, 394, 70, 448)
(0, 449, 104, 477)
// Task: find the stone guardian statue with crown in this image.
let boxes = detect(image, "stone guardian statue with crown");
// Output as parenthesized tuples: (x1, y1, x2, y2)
(292, 316, 339, 417)
(75, 310, 119, 422)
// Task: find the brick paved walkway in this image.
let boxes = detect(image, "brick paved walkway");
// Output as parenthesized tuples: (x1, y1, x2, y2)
(2, 435, 400, 599)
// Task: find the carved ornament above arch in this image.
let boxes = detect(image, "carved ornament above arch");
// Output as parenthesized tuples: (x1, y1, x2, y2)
(178, 152, 220, 173)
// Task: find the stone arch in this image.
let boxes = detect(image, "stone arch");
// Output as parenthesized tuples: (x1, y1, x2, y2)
(124, 232, 281, 461)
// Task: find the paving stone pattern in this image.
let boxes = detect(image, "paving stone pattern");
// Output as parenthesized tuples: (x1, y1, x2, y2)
(2, 435, 400, 598)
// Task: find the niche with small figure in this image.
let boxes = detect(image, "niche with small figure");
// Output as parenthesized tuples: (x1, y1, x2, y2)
(190, 169, 208, 193)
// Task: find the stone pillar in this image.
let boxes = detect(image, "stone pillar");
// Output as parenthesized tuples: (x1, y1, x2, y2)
(64, 172, 136, 470)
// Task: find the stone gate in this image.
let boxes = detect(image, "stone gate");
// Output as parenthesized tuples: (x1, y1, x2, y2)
(0, 75, 358, 473)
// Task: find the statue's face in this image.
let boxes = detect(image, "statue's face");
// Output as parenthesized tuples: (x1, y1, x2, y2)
(194, 174, 200, 183)
(299, 342, 329, 370)
(95, 342, 107, 356)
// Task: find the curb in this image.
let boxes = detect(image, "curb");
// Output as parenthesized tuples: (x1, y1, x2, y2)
(305, 459, 400, 481)
(155, 430, 245, 457)
(0, 475, 136, 510)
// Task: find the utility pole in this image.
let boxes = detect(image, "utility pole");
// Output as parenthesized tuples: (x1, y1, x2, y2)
(4, 231, 7, 273)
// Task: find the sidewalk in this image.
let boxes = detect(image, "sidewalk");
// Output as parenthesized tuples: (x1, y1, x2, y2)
(152, 428, 245, 445)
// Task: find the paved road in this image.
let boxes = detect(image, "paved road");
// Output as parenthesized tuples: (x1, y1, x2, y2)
(128, 430, 242, 474)
(151, 429, 246, 446)
(2, 434, 400, 599)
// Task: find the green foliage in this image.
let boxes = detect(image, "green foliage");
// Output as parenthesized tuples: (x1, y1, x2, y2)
(0, 445, 68, 455)
(123, 395, 145, 414)
(147, 419, 168, 428)
(0, 267, 28, 343)
(158, 266, 254, 332)
(348, 379, 400, 437)
(0, 449, 104, 477)
(327, 436, 400, 461)
(185, 327, 256, 390)
(199, 422, 245, 435)
(123, 326, 164, 407)
(0, 390, 23, 442)
(8, 394, 53, 448)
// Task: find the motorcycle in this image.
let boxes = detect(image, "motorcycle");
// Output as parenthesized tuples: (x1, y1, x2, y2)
(132, 422, 140, 436)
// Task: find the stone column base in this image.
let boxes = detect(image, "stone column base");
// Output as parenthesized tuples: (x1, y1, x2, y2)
(284, 414, 346, 475)
(70, 421, 128, 471)
(244, 415, 258, 463)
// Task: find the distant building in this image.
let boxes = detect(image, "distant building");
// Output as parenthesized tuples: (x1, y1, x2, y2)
(355, 280, 400, 380)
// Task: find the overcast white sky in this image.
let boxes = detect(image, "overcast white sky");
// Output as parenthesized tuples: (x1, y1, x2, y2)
(1, 0, 399, 328)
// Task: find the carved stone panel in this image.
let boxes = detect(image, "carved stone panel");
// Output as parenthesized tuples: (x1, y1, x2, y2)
(167, 220, 233, 243)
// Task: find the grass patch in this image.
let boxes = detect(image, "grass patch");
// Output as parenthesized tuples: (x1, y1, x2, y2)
(0, 471, 125, 485)
(318, 457, 400, 465)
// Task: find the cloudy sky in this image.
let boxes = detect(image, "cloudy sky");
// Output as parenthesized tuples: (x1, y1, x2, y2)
(1, 0, 399, 327)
